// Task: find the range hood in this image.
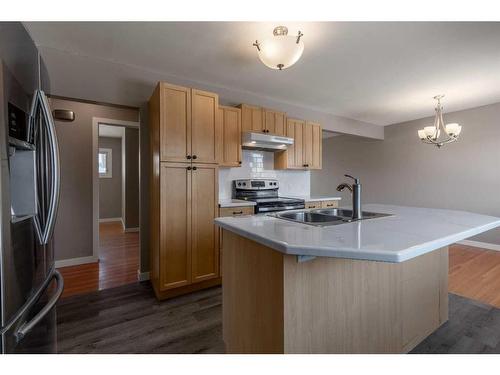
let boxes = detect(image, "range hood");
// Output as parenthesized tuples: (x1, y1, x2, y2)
(241, 132, 294, 151)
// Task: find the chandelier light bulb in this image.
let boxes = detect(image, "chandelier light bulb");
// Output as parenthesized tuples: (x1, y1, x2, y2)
(445, 123, 462, 136)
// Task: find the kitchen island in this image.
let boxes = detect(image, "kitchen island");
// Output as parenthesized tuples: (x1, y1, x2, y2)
(215, 204, 500, 353)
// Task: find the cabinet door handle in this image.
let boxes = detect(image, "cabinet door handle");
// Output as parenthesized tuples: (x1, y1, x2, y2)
(192, 155, 197, 160)
(187, 155, 192, 159)
(187, 166, 192, 170)
(192, 166, 197, 170)
(238, 161, 242, 165)
(326, 204, 334, 207)
(232, 210, 243, 215)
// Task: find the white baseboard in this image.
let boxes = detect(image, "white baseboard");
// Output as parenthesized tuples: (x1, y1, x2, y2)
(138, 271, 150, 281)
(124, 227, 140, 233)
(56, 255, 99, 268)
(457, 240, 500, 252)
(99, 217, 123, 223)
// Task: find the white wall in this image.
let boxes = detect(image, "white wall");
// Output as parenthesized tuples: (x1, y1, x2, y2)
(219, 150, 310, 200)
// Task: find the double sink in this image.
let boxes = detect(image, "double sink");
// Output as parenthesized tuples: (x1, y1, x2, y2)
(270, 208, 392, 227)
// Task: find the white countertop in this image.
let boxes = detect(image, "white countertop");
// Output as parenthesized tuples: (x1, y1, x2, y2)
(219, 199, 256, 208)
(288, 195, 342, 202)
(214, 204, 500, 263)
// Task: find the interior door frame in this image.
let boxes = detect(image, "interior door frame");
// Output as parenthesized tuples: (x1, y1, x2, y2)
(92, 117, 141, 275)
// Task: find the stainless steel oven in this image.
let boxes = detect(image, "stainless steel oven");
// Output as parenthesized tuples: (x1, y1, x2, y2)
(232, 179, 305, 214)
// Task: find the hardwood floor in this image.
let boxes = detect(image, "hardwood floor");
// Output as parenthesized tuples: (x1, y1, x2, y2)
(449, 244, 500, 308)
(55, 243, 500, 354)
(58, 221, 140, 298)
(56, 282, 500, 354)
(57, 282, 224, 353)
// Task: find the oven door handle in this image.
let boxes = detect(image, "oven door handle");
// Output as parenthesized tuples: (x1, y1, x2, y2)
(15, 270, 64, 342)
(258, 205, 305, 212)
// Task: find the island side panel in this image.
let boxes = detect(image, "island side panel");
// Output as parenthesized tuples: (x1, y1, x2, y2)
(222, 230, 285, 353)
(439, 247, 449, 324)
(283, 254, 403, 353)
(401, 246, 449, 352)
(283, 247, 449, 354)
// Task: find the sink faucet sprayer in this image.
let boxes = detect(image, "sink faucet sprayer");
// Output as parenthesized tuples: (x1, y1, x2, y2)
(336, 174, 362, 220)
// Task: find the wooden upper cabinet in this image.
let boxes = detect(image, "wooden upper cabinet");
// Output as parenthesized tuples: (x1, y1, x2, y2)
(309, 121, 322, 169)
(191, 89, 219, 164)
(275, 119, 322, 170)
(239, 104, 265, 133)
(191, 163, 219, 283)
(291, 119, 305, 168)
(264, 109, 286, 136)
(303, 121, 322, 169)
(159, 162, 192, 290)
(303, 122, 313, 168)
(219, 106, 242, 167)
(275, 118, 304, 169)
(159, 83, 191, 162)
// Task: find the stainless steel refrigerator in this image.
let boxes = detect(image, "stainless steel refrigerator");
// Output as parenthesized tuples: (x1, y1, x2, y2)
(0, 22, 63, 353)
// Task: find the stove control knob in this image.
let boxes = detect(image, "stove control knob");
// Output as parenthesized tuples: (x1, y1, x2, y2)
(242, 182, 246, 186)
(237, 182, 241, 186)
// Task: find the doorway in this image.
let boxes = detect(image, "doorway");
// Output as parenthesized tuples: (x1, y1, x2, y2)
(96, 122, 140, 291)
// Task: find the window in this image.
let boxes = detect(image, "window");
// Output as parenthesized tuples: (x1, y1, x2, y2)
(98, 148, 112, 178)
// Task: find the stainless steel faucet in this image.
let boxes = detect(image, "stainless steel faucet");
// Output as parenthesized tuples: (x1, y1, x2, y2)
(336, 174, 362, 220)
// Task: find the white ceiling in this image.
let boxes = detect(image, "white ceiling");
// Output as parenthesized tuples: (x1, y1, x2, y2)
(24, 22, 500, 126)
(99, 124, 124, 138)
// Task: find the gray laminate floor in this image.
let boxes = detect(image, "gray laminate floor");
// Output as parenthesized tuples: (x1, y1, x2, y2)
(56, 282, 500, 354)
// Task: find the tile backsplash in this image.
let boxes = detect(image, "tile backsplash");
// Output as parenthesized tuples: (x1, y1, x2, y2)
(218, 150, 310, 200)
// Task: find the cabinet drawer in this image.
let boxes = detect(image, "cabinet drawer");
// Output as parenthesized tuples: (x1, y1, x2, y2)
(219, 206, 255, 217)
(321, 200, 339, 209)
(305, 201, 321, 209)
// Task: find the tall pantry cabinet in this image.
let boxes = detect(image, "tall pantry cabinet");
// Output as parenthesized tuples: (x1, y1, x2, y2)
(149, 82, 221, 300)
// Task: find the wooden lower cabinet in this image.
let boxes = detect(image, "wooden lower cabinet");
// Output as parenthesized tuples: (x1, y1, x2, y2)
(218, 205, 255, 277)
(191, 164, 219, 283)
(305, 200, 339, 209)
(158, 163, 192, 290)
(305, 201, 322, 209)
(152, 162, 220, 300)
(321, 200, 339, 208)
(219, 206, 255, 217)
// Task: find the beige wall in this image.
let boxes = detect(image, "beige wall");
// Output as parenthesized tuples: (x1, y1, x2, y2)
(98, 136, 122, 219)
(312, 101, 500, 245)
(139, 104, 149, 272)
(125, 127, 140, 229)
(50, 97, 139, 261)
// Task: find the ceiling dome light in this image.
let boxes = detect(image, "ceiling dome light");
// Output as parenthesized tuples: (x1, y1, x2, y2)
(253, 26, 304, 70)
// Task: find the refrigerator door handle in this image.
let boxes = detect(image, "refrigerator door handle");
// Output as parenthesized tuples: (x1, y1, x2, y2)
(38, 90, 60, 244)
(32, 90, 60, 245)
(15, 270, 64, 342)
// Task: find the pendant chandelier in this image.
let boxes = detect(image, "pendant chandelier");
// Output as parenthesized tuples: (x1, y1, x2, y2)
(417, 95, 462, 148)
(253, 26, 304, 70)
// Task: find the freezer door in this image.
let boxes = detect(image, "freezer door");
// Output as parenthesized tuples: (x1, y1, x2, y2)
(0, 89, 62, 353)
(1, 269, 63, 353)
